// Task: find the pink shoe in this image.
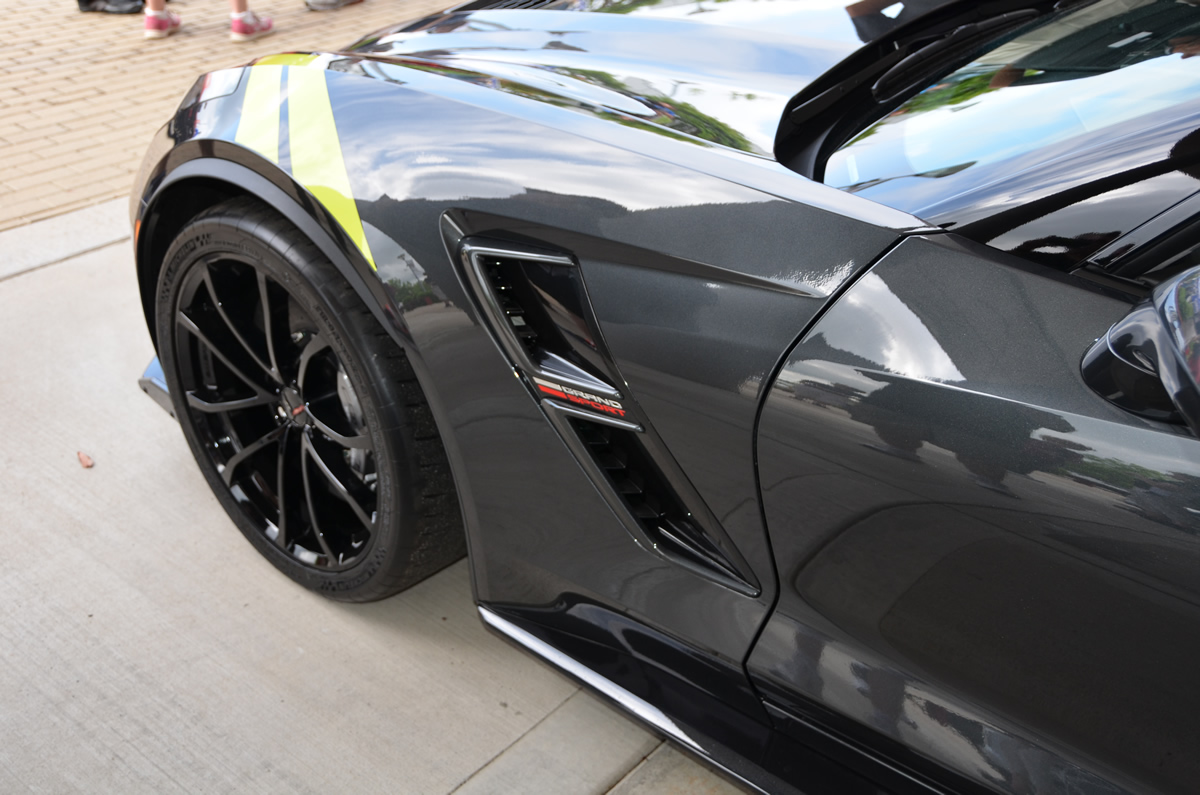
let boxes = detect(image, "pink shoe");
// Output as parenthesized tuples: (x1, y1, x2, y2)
(143, 10, 181, 39)
(230, 11, 274, 42)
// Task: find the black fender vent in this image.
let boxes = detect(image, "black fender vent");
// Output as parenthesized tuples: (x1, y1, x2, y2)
(573, 418, 667, 521)
(564, 413, 758, 595)
(448, 224, 760, 595)
(461, 242, 623, 404)
(480, 258, 542, 357)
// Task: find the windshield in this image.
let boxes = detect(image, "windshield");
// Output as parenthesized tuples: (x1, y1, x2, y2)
(824, 0, 1200, 227)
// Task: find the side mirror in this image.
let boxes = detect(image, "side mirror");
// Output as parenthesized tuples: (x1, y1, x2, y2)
(1082, 266, 1200, 435)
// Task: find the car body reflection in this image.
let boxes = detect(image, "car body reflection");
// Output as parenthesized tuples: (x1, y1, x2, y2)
(754, 234, 1200, 793)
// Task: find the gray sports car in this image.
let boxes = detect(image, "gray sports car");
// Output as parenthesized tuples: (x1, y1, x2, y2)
(132, 0, 1200, 791)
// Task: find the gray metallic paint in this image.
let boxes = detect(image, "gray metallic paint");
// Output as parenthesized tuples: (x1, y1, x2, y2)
(755, 234, 1200, 794)
(131, 3, 1200, 791)
(133, 32, 915, 786)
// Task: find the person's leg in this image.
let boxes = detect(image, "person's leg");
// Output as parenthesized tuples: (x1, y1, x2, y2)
(230, 0, 274, 42)
(144, 0, 181, 38)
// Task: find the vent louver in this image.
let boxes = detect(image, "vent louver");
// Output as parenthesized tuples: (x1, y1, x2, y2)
(450, 229, 759, 595)
(481, 258, 541, 357)
(573, 419, 663, 520)
(467, 247, 622, 402)
(569, 416, 749, 588)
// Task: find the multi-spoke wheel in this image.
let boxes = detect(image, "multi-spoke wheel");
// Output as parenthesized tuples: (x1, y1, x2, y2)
(156, 197, 464, 601)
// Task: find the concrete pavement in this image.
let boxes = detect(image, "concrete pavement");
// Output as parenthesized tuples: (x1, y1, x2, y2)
(0, 2, 747, 792)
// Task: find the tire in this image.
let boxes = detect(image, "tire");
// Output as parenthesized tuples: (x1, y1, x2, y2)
(155, 197, 465, 602)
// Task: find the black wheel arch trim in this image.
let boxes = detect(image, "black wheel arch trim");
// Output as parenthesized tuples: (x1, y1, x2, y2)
(135, 142, 408, 358)
(135, 143, 487, 605)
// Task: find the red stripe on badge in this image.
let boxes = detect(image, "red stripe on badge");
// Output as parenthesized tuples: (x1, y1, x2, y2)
(538, 384, 567, 399)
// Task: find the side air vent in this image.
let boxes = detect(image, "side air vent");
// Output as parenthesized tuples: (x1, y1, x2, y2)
(481, 258, 541, 357)
(569, 416, 754, 592)
(461, 242, 625, 406)
(573, 419, 664, 520)
(447, 225, 759, 595)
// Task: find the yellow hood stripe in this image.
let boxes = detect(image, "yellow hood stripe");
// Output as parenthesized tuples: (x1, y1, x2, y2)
(254, 53, 321, 67)
(286, 67, 376, 270)
(233, 61, 376, 270)
(234, 65, 282, 164)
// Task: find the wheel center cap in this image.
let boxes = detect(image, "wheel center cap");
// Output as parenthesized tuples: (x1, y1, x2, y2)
(278, 386, 309, 425)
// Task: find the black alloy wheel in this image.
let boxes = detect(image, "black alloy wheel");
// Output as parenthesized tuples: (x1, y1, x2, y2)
(156, 197, 464, 601)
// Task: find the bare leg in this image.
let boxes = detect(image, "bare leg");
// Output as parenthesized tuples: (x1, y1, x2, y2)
(229, 0, 274, 41)
(143, 0, 179, 38)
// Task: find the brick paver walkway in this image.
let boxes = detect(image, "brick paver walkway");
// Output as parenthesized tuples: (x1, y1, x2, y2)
(0, 0, 446, 231)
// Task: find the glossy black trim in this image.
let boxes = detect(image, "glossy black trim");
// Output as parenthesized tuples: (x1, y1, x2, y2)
(441, 210, 781, 594)
(138, 151, 406, 358)
(445, 225, 763, 594)
(543, 398, 643, 433)
(542, 401, 759, 596)
(775, 0, 1061, 176)
(761, 701, 983, 795)
(1092, 190, 1200, 280)
(482, 599, 902, 795)
(456, 238, 623, 401)
(1082, 265, 1200, 435)
(1081, 304, 1182, 423)
(479, 606, 708, 754)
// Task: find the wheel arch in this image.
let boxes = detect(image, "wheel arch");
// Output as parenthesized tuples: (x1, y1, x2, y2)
(136, 153, 401, 358)
(135, 150, 481, 583)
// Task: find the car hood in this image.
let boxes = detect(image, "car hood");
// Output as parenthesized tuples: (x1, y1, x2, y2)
(346, 1, 869, 155)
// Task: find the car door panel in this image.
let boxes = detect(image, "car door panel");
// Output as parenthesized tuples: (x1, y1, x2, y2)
(753, 234, 1200, 794)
